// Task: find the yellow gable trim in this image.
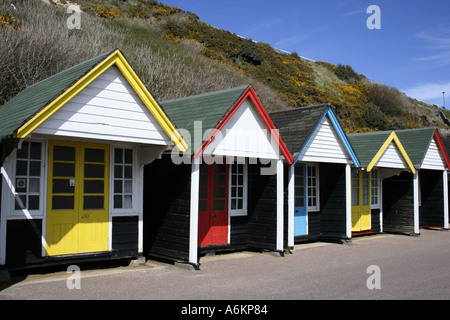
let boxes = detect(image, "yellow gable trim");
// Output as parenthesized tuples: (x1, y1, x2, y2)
(367, 131, 416, 174)
(16, 50, 188, 152)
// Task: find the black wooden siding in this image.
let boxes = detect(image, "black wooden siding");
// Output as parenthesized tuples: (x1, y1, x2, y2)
(318, 163, 347, 239)
(419, 170, 444, 227)
(371, 209, 381, 232)
(112, 216, 139, 257)
(382, 171, 415, 234)
(143, 155, 191, 261)
(247, 163, 278, 251)
(6, 219, 43, 267)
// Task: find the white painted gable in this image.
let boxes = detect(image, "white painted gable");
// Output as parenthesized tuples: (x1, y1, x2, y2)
(374, 142, 409, 169)
(298, 116, 350, 164)
(203, 98, 280, 160)
(422, 138, 446, 170)
(33, 66, 172, 146)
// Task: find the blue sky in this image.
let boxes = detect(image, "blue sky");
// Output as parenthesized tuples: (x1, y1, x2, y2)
(161, 0, 450, 107)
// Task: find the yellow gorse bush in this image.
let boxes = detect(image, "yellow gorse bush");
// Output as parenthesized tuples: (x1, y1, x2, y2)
(0, 12, 21, 31)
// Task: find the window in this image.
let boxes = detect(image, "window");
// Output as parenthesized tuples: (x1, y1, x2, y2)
(371, 170, 380, 208)
(14, 141, 42, 211)
(229, 162, 247, 216)
(307, 165, 319, 211)
(113, 148, 134, 209)
(352, 169, 360, 206)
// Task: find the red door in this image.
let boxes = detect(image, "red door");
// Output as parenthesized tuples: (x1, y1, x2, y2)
(198, 163, 229, 247)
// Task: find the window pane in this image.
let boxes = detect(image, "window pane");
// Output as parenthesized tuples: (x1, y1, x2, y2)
(16, 142, 28, 159)
(199, 186, 208, 199)
(114, 165, 123, 179)
(54, 146, 75, 161)
(114, 195, 122, 209)
(124, 149, 133, 164)
(29, 161, 40, 176)
(28, 195, 39, 210)
(352, 189, 359, 205)
(53, 163, 75, 177)
(295, 197, 304, 207)
(213, 174, 225, 185)
(84, 180, 104, 194)
(53, 179, 75, 194)
(16, 160, 27, 176)
(238, 186, 243, 197)
(214, 164, 226, 173)
(84, 196, 104, 210)
(29, 178, 40, 193)
(15, 195, 26, 210)
(85, 148, 104, 163)
(213, 199, 225, 211)
(124, 166, 132, 179)
(123, 195, 132, 208)
(295, 176, 304, 186)
(199, 199, 207, 211)
(214, 186, 226, 198)
(84, 164, 104, 178)
(30, 142, 41, 160)
(124, 180, 132, 193)
(114, 180, 123, 194)
(114, 148, 123, 164)
(231, 186, 237, 197)
(52, 196, 74, 210)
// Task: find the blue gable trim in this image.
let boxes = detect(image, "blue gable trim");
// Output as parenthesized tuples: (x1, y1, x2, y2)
(293, 106, 360, 167)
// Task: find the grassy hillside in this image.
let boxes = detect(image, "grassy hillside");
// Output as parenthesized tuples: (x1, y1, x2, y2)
(2, 0, 450, 133)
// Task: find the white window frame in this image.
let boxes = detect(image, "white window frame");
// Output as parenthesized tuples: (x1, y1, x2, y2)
(306, 164, 320, 212)
(10, 139, 46, 218)
(370, 169, 380, 209)
(110, 145, 138, 215)
(228, 160, 248, 216)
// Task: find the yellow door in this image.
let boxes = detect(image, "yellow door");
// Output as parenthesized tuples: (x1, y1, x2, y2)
(351, 169, 371, 232)
(46, 141, 109, 256)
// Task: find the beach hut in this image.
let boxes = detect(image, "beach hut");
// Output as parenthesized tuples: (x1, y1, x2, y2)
(348, 131, 416, 235)
(395, 128, 450, 232)
(143, 85, 293, 269)
(270, 104, 360, 247)
(0, 50, 187, 271)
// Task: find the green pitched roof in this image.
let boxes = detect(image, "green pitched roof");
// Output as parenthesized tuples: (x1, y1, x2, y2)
(347, 131, 394, 167)
(269, 104, 329, 158)
(0, 50, 115, 141)
(394, 127, 437, 168)
(159, 85, 249, 153)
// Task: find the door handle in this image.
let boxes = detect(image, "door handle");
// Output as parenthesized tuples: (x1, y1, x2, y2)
(213, 214, 217, 218)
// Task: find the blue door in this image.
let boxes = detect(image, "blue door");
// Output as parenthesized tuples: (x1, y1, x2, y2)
(294, 164, 307, 236)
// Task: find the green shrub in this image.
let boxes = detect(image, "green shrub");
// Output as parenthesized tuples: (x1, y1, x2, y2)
(363, 104, 389, 130)
(334, 64, 364, 83)
(238, 39, 264, 65)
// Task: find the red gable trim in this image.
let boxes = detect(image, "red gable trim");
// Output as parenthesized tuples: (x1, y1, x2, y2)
(193, 86, 294, 164)
(433, 129, 450, 169)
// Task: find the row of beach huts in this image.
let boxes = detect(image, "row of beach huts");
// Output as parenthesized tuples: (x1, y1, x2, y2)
(0, 50, 449, 278)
